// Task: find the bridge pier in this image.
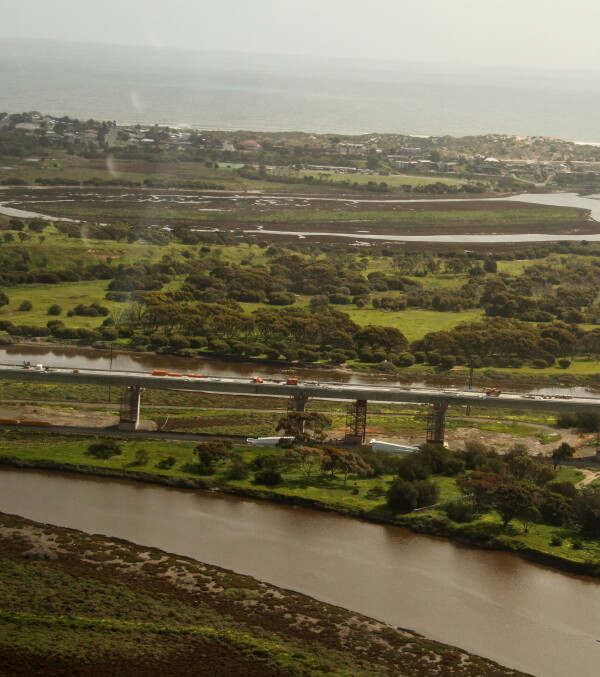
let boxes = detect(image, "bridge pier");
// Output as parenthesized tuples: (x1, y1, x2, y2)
(289, 394, 309, 413)
(118, 386, 142, 431)
(287, 394, 309, 434)
(426, 400, 448, 445)
(344, 399, 368, 445)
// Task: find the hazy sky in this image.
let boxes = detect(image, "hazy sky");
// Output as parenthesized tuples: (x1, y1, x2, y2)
(3, 0, 599, 71)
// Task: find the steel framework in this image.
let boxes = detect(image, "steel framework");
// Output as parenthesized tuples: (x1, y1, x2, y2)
(426, 400, 448, 444)
(344, 399, 368, 444)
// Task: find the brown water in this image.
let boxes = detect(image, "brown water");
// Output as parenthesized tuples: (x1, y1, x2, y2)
(0, 345, 595, 397)
(1, 467, 599, 677)
(0, 345, 397, 384)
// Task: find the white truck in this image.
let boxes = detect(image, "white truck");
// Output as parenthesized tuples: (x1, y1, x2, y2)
(368, 439, 418, 455)
(246, 436, 295, 447)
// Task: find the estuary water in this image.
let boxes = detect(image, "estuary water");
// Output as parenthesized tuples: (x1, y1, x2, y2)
(1, 190, 600, 243)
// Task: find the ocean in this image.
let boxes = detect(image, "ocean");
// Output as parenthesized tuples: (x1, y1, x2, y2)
(2, 37, 600, 142)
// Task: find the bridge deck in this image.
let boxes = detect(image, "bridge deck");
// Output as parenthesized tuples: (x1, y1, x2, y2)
(1, 364, 598, 413)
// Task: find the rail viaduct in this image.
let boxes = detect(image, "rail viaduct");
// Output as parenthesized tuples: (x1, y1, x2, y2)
(1, 364, 598, 445)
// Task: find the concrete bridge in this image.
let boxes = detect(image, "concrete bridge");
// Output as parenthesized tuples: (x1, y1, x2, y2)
(1, 363, 597, 444)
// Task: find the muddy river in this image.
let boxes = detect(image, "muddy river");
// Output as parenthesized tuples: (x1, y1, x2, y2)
(0, 344, 596, 398)
(0, 467, 599, 677)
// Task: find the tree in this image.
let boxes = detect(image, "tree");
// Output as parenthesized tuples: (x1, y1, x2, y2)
(493, 482, 536, 528)
(276, 411, 332, 445)
(551, 442, 575, 469)
(193, 440, 233, 474)
(506, 454, 555, 485)
(517, 505, 540, 533)
(387, 479, 418, 512)
(456, 471, 503, 512)
(414, 479, 440, 508)
(396, 454, 431, 482)
(483, 258, 497, 273)
(47, 304, 62, 316)
(539, 490, 575, 526)
(0, 291, 8, 308)
(320, 447, 372, 485)
(286, 446, 325, 480)
(88, 440, 122, 459)
(575, 487, 600, 536)
(18, 300, 32, 311)
(439, 354, 456, 370)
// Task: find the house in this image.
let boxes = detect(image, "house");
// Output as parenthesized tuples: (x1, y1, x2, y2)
(239, 139, 262, 151)
(394, 160, 418, 170)
(15, 122, 39, 132)
(337, 143, 366, 155)
(306, 164, 358, 174)
(437, 161, 457, 173)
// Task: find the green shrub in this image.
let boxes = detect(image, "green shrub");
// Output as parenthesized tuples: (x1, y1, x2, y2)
(254, 469, 282, 486)
(386, 479, 418, 512)
(444, 499, 476, 523)
(134, 449, 150, 465)
(227, 457, 250, 481)
(157, 455, 177, 469)
(87, 440, 122, 459)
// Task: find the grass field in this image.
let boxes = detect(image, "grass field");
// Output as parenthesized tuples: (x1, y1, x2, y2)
(0, 280, 118, 328)
(0, 151, 487, 192)
(22, 200, 587, 236)
(296, 169, 464, 187)
(342, 307, 485, 341)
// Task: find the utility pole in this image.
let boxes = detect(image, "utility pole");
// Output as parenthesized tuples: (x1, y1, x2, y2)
(466, 358, 474, 417)
(108, 343, 114, 404)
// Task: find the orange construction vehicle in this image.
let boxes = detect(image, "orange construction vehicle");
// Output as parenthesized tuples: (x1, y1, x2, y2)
(252, 376, 264, 383)
(484, 388, 501, 397)
(285, 378, 298, 385)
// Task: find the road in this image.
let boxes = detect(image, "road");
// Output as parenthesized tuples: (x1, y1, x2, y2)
(1, 363, 599, 413)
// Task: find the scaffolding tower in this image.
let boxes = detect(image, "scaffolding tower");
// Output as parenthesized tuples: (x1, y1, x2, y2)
(344, 399, 368, 445)
(425, 400, 448, 445)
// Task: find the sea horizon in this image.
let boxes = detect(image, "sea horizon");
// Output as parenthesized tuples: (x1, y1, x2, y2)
(3, 36, 600, 143)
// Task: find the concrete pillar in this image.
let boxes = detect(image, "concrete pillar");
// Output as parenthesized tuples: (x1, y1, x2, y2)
(287, 394, 309, 433)
(292, 394, 309, 412)
(118, 385, 142, 431)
